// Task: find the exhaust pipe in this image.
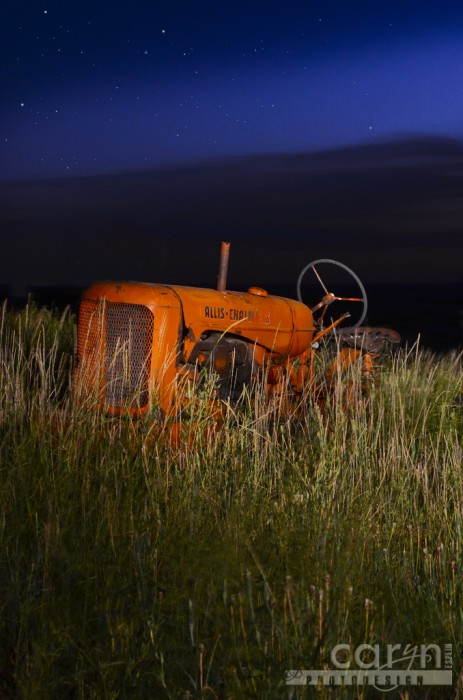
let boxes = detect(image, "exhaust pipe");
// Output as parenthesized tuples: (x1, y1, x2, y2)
(217, 241, 230, 292)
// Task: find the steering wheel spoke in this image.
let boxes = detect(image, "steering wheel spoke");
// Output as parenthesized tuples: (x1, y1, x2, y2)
(334, 296, 364, 302)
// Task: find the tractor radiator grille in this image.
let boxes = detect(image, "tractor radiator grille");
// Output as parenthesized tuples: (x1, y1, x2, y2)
(77, 300, 154, 408)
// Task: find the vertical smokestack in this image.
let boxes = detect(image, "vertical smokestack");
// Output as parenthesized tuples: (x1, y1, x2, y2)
(217, 241, 230, 292)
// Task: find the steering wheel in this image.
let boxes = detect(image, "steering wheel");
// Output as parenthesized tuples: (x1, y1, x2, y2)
(297, 258, 368, 329)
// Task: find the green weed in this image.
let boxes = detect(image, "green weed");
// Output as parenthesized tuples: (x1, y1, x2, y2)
(0, 304, 461, 698)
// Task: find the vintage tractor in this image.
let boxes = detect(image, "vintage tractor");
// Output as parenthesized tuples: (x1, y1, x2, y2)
(75, 242, 400, 424)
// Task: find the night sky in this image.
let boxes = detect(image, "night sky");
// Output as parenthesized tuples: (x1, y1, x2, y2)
(3, 1, 463, 179)
(1, 2, 462, 348)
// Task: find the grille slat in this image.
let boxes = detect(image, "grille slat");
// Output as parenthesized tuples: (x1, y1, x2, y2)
(77, 300, 154, 409)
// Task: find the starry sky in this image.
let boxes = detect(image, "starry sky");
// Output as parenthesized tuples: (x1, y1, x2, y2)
(3, 1, 463, 180)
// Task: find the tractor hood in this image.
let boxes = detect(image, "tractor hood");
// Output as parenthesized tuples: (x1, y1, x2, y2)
(80, 281, 315, 357)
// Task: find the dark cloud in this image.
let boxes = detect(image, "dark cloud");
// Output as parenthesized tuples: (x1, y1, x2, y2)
(1, 135, 462, 289)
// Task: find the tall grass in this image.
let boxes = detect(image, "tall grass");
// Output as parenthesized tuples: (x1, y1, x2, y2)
(0, 303, 461, 698)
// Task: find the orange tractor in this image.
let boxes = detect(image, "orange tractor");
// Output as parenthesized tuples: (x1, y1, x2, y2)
(75, 242, 399, 423)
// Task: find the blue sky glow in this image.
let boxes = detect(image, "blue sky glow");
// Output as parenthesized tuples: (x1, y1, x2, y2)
(2, 2, 463, 179)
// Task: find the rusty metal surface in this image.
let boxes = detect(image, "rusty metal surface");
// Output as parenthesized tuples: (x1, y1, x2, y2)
(217, 241, 230, 292)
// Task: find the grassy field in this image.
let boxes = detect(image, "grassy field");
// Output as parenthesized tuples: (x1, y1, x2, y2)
(0, 302, 462, 699)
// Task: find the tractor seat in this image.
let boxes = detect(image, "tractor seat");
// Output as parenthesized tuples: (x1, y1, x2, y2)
(335, 327, 401, 353)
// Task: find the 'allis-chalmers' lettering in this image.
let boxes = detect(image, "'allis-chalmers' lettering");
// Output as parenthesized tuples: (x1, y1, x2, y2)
(229, 308, 256, 321)
(204, 306, 225, 319)
(204, 306, 257, 322)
